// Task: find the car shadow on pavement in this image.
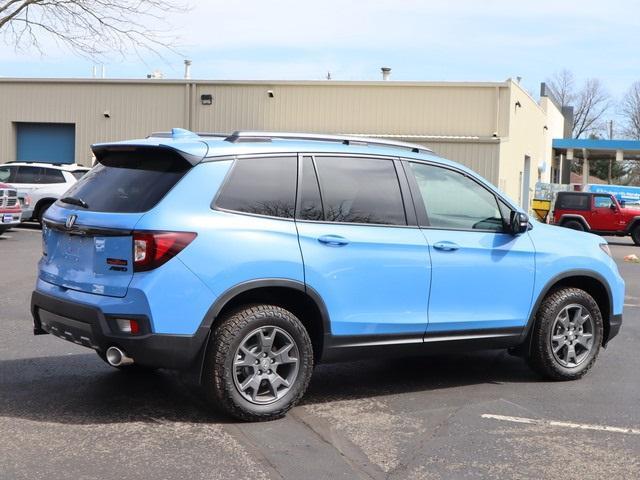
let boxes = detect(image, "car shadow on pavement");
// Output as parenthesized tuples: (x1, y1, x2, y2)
(302, 350, 539, 406)
(0, 349, 539, 425)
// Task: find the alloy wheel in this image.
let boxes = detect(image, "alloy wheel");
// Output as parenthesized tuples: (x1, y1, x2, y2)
(550, 304, 595, 368)
(232, 326, 300, 405)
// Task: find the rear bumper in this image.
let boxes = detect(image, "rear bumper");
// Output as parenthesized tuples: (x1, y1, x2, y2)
(31, 290, 209, 369)
(605, 313, 622, 347)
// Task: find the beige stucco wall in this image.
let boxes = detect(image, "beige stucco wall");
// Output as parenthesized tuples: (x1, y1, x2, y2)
(497, 81, 564, 207)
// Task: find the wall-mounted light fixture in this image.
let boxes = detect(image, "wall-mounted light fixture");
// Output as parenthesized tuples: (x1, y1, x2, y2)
(267, 90, 275, 98)
(515, 101, 522, 108)
(200, 94, 213, 105)
(543, 125, 548, 131)
(103, 110, 111, 118)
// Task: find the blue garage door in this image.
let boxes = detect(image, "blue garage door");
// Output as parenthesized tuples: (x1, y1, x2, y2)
(16, 123, 76, 164)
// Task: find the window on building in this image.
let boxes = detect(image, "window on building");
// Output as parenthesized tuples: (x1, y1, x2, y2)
(314, 156, 406, 226)
(409, 162, 505, 232)
(215, 156, 297, 219)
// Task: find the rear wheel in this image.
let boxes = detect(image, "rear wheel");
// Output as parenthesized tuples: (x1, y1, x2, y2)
(563, 220, 585, 231)
(36, 201, 54, 225)
(202, 304, 314, 422)
(631, 225, 640, 246)
(527, 287, 602, 380)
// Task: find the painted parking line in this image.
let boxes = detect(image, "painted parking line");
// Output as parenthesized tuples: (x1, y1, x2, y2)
(481, 413, 640, 436)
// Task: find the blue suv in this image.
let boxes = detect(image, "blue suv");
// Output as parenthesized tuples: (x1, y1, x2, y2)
(32, 129, 624, 421)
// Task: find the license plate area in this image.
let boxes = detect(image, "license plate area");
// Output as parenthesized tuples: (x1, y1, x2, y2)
(38, 309, 99, 349)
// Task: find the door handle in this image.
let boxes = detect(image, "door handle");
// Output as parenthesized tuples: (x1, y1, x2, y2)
(433, 241, 459, 252)
(318, 235, 349, 247)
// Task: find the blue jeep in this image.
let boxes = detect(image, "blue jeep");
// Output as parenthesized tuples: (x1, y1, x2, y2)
(32, 129, 624, 421)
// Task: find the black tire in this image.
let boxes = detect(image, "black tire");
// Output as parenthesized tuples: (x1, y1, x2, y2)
(96, 351, 158, 373)
(202, 304, 314, 422)
(562, 220, 585, 231)
(527, 287, 603, 381)
(36, 201, 54, 225)
(631, 225, 640, 246)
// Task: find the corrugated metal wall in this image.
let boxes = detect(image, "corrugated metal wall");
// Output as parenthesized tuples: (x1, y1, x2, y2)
(191, 82, 510, 138)
(0, 81, 186, 163)
(0, 80, 510, 177)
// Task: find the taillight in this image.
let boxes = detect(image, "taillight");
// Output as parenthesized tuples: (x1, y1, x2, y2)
(133, 231, 196, 272)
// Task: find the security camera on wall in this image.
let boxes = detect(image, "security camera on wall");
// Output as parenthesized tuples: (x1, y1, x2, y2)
(492, 132, 498, 138)
(103, 110, 111, 118)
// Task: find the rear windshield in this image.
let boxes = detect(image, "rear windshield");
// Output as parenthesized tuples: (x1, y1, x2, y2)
(58, 150, 190, 213)
(556, 193, 590, 210)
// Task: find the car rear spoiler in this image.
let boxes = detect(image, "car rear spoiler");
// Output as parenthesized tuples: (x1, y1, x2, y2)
(91, 144, 207, 167)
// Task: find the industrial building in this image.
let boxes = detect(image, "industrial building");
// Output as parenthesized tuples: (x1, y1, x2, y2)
(0, 76, 566, 207)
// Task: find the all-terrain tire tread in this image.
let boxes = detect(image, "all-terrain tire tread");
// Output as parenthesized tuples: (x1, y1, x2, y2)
(204, 304, 313, 422)
(528, 287, 603, 381)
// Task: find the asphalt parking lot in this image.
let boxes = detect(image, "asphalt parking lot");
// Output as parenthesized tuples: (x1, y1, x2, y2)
(1, 225, 639, 480)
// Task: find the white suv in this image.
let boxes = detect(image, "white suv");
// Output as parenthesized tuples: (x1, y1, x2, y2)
(0, 162, 90, 223)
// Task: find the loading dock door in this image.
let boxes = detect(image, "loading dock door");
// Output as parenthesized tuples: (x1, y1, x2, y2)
(16, 123, 76, 164)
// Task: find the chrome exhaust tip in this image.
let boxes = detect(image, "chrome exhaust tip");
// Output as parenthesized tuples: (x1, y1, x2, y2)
(105, 346, 134, 367)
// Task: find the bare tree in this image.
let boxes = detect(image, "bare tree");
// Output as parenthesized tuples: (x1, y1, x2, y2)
(546, 70, 611, 138)
(621, 81, 640, 140)
(0, 0, 187, 58)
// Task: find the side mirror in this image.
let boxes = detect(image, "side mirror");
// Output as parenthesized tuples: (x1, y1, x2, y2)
(510, 211, 529, 235)
(620, 200, 626, 208)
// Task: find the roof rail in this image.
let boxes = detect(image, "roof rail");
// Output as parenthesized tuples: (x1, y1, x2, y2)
(223, 131, 433, 153)
(147, 130, 227, 139)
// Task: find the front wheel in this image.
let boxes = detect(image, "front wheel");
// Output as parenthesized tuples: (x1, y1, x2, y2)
(202, 305, 314, 421)
(631, 225, 640, 246)
(527, 287, 603, 380)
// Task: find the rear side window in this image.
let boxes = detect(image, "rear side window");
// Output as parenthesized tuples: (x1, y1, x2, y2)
(298, 156, 323, 221)
(58, 149, 191, 213)
(314, 156, 406, 225)
(557, 193, 590, 211)
(215, 156, 297, 218)
(0, 165, 16, 182)
(40, 168, 66, 184)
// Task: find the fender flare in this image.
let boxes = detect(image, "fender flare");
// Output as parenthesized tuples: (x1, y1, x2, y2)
(518, 269, 614, 347)
(558, 214, 591, 231)
(199, 278, 332, 335)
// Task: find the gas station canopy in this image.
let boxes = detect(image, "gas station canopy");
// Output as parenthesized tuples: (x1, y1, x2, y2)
(553, 138, 640, 161)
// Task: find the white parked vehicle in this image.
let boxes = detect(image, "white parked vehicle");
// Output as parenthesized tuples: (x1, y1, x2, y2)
(0, 162, 90, 223)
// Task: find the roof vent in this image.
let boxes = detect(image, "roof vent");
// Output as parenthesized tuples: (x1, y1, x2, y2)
(381, 67, 391, 81)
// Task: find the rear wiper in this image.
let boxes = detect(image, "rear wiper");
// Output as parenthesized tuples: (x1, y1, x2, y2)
(60, 196, 89, 209)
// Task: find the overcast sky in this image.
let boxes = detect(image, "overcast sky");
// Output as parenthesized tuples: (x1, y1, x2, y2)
(1, 0, 639, 98)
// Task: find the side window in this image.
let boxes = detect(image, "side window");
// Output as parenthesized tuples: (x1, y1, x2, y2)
(71, 170, 89, 180)
(298, 157, 323, 221)
(0, 165, 16, 182)
(409, 162, 504, 232)
(557, 193, 590, 210)
(40, 168, 66, 184)
(15, 166, 44, 183)
(594, 196, 613, 209)
(215, 156, 297, 218)
(314, 156, 406, 226)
